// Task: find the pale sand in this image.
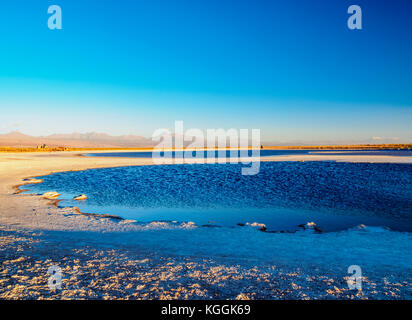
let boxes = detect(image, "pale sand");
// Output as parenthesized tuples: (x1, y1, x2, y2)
(1, 151, 411, 299)
(0, 151, 155, 232)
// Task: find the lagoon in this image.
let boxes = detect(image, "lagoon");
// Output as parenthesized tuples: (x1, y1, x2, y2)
(23, 161, 412, 232)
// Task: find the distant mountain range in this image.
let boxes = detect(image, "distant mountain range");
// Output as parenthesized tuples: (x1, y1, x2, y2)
(1, 131, 410, 149)
(0, 131, 154, 148)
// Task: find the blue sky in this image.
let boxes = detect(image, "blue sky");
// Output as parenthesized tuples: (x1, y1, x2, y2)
(0, 0, 411, 143)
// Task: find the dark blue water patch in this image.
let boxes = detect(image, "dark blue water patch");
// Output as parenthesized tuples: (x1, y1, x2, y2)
(22, 162, 412, 232)
(85, 149, 412, 159)
(85, 149, 311, 158)
(312, 150, 412, 157)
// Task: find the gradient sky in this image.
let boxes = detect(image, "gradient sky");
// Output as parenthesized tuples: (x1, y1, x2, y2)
(0, 0, 411, 144)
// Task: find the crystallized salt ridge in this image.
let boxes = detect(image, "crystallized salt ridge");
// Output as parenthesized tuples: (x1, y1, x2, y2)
(119, 222, 412, 274)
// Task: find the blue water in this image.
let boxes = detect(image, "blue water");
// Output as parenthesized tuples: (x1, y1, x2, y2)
(22, 162, 412, 232)
(86, 149, 310, 158)
(85, 149, 412, 159)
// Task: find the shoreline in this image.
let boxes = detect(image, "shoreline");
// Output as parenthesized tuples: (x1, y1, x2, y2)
(2, 143, 411, 153)
(1, 151, 411, 299)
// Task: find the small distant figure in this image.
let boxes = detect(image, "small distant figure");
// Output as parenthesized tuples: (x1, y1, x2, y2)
(260, 145, 264, 149)
(37, 144, 47, 150)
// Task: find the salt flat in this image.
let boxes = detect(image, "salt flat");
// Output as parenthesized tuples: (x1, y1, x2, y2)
(0, 151, 411, 299)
